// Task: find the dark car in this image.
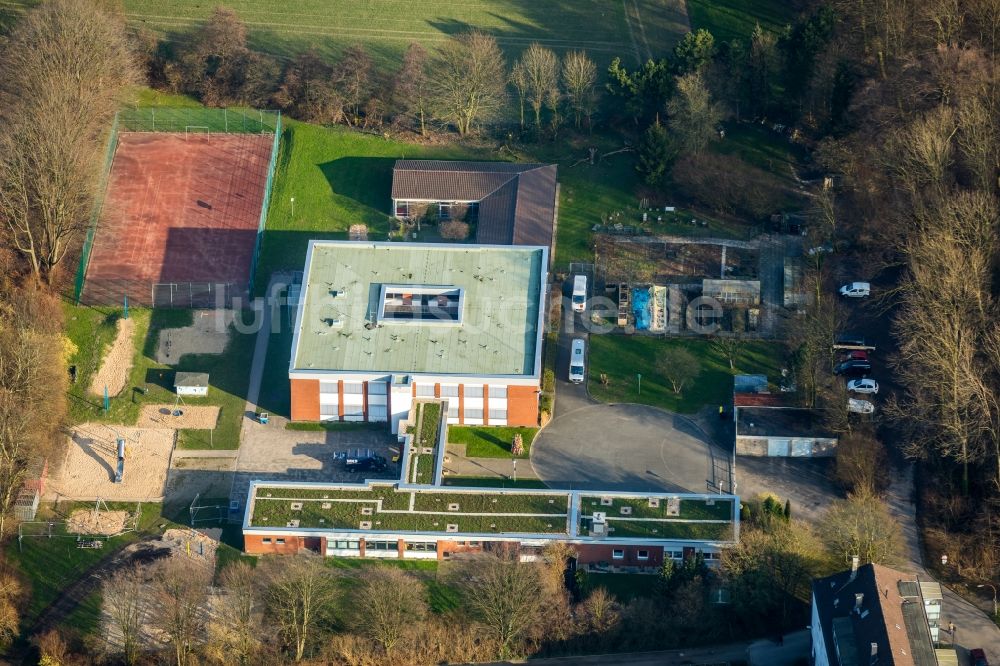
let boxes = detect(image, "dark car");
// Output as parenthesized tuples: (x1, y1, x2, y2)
(343, 449, 388, 473)
(834, 360, 872, 376)
(970, 648, 988, 666)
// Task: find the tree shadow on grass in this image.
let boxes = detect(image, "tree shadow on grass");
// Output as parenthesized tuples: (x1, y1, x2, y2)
(318, 156, 397, 225)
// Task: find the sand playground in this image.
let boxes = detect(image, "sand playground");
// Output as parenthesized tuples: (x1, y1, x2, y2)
(48, 424, 174, 501)
(67, 508, 131, 535)
(137, 404, 220, 429)
(88, 317, 135, 397)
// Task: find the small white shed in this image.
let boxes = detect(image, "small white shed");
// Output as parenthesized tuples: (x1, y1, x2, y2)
(174, 372, 209, 397)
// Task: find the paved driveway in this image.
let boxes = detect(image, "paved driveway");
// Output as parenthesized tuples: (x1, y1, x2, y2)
(533, 275, 730, 493)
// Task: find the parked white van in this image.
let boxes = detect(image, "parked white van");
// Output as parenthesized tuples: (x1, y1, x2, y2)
(572, 275, 587, 312)
(839, 282, 871, 298)
(569, 338, 586, 383)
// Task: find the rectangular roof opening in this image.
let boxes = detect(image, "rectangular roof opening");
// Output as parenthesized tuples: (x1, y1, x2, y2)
(378, 284, 464, 325)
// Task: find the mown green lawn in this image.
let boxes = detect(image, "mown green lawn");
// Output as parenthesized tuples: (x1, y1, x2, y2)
(448, 426, 538, 459)
(64, 305, 254, 449)
(442, 476, 550, 489)
(686, 0, 796, 42)
(587, 335, 786, 413)
(579, 572, 659, 602)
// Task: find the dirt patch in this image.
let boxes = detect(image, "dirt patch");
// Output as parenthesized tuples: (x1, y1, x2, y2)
(48, 424, 175, 501)
(349, 224, 368, 241)
(66, 508, 130, 535)
(137, 404, 220, 429)
(156, 528, 219, 568)
(155, 309, 233, 364)
(88, 317, 135, 397)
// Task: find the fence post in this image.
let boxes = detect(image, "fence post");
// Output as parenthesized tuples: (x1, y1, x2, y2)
(224, 108, 228, 133)
(151, 108, 155, 132)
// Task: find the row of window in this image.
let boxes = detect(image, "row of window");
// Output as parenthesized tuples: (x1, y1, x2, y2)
(261, 538, 287, 545)
(446, 405, 507, 420)
(417, 385, 508, 399)
(611, 549, 721, 561)
(323, 382, 509, 399)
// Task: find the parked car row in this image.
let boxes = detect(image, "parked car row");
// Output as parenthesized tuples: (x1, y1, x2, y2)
(835, 283, 879, 415)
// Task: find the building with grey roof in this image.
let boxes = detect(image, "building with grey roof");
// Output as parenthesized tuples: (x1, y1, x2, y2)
(289, 241, 547, 433)
(391, 160, 558, 251)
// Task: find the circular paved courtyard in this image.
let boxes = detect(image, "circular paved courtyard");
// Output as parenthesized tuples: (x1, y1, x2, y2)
(530, 403, 730, 493)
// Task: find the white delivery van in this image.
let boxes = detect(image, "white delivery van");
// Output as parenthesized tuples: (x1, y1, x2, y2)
(572, 275, 587, 312)
(569, 338, 586, 383)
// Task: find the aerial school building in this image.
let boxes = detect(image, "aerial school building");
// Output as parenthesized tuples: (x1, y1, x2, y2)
(288, 241, 547, 433)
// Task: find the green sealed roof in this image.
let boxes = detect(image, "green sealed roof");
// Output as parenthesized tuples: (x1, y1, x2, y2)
(292, 242, 545, 376)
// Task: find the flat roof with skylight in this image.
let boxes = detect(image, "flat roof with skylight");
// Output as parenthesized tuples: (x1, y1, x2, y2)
(291, 241, 547, 377)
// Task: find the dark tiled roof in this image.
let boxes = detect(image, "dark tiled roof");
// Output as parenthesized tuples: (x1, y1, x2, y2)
(812, 563, 938, 666)
(392, 160, 557, 250)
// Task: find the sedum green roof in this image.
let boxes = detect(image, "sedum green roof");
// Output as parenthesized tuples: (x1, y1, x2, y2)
(292, 242, 545, 376)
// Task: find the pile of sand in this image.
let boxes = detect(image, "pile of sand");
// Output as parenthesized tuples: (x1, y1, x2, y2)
(349, 224, 368, 241)
(89, 317, 135, 397)
(48, 424, 175, 501)
(157, 528, 219, 567)
(137, 404, 220, 429)
(67, 508, 130, 535)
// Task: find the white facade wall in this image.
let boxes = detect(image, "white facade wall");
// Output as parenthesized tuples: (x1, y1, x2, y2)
(811, 594, 829, 666)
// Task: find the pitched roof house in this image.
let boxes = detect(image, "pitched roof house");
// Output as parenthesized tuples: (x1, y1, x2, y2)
(391, 160, 558, 250)
(811, 561, 951, 666)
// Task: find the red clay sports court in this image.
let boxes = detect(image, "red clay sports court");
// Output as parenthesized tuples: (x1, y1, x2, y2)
(81, 131, 274, 306)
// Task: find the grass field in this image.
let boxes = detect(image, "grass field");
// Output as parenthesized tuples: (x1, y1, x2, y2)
(587, 335, 785, 413)
(686, 0, 795, 42)
(447, 426, 538, 459)
(119, 0, 689, 68)
(64, 305, 254, 449)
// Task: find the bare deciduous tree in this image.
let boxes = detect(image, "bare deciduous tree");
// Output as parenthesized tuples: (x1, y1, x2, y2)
(517, 44, 560, 132)
(450, 544, 545, 659)
(0, 0, 137, 283)
(335, 44, 373, 126)
(150, 558, 212, 666)
(260, 553, 339, 662)
(391, 43, 430, 135)
(509, 61, 529, 129)
(429, 31, 507, 135)
(104, 565, 147, 665)
(655, 347, 701, 394)
(667, 71, 724, 156)
(561, 51, 598, 129)
(819, 491, 903, 565)
(582, 587, 621, 634)
(206, 561, 262, 666)
(349, 565, 428, 655)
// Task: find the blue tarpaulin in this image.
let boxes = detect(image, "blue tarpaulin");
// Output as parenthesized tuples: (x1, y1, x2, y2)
(632, 287, 652, 330)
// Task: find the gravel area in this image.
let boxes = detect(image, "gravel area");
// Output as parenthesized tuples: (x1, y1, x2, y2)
(48, 424, 175, 501)
(67, 509, 130, 535)
(137, 405, 220, 429)
(155, 310, 233, 364)
(88, 317, 135, 397)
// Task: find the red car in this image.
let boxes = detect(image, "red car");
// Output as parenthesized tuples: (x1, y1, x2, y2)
(970, 648, 989, 666)
(842, 350, 869, 362)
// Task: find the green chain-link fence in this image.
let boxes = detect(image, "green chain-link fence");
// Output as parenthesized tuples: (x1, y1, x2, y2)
(73, 111, 120, 303)
(249, 112, 282, 295)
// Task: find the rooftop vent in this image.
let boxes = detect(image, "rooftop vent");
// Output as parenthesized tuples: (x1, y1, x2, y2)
(855, 593, 865, 610)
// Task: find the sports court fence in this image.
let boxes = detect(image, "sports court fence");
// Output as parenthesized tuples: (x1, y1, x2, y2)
(73, 107, 282, 306)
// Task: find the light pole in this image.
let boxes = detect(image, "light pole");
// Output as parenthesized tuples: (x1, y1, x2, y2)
(977, 584, 998, 618)
(290, 196, 295, 217)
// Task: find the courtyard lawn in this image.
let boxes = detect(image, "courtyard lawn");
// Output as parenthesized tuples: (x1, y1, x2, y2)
(587, 335, 785, 413)
(447, 426, 538, 459)
(64, 305, 255, 449)
(686, 0, 796, 42)
(579, 572, 658, 602)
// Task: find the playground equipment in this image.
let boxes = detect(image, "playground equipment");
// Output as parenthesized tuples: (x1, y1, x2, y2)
(257, 412, 269, 425)
(113, 438, 125, 483)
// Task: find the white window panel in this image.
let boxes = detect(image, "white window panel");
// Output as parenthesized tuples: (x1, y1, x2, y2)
(440, 384, 459, 397)
(488, 409, 507, 420)
(465, 409, 483, 419)
(367, 394, 387, 405)
(343, 382, 363, 394)
(320, 382, 338, 394)
(488, 386, 507, 398)
(465, 386, 484, 398)
(448, 403, 459, 418)
(416, 384, 435, 397)
(367, 381, 388, 395)
(368, 405, 388, 421)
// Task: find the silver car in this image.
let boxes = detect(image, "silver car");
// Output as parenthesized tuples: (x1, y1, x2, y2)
(847, 378, 879, 394)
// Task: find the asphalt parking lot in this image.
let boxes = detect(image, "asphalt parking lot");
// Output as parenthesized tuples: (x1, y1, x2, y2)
(531, 274, 731, 494)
